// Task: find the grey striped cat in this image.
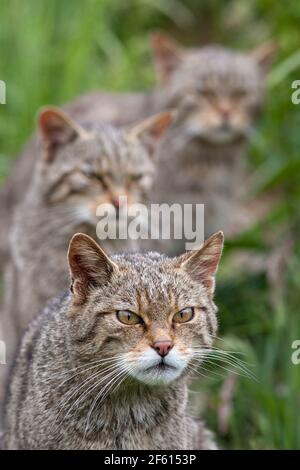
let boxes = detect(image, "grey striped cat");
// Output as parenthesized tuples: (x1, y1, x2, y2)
(149, 34, 276, 249)
(0, 107, 172, 417)
(3, 230, 224, 450)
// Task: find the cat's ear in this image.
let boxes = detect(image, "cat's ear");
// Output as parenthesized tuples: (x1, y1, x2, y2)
(250, 41, 278, 74)
(38, 107, 88, 161)
(150, 31, 183, 83)
(128, 110, 174, 156)
(176, 231, 224, 296)
(68, 233, 118, 304)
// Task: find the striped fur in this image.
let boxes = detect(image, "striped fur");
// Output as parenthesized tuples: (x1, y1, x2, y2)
(0, 111, 171, 418)
(3, 232, 223, 449)
(151, 42, 274, 250)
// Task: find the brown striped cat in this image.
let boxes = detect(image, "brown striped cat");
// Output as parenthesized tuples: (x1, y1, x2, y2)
(0, 107, 172, 417)
(149, 35, 277, 250)
(0, 34, 276, 264)
(3, 230, 224, 450)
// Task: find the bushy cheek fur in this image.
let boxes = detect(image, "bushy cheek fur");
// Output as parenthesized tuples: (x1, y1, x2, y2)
(68, 306, 145, 362)
(186, 101, 253, 131)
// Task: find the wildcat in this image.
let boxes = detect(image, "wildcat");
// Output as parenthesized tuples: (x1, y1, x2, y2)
(0, 107, 172, 415)
(149, 35, 277, 249)
(0, 34, 276, 265)
(3, 230, 224, 450)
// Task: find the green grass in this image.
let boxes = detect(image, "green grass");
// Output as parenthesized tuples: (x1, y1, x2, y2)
(1, 0, 300, 449)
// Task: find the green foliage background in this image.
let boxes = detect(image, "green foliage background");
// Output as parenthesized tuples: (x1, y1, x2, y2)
(0, 0, 300, 449)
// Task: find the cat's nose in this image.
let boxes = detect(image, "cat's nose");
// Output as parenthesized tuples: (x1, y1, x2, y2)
(219, 107, 231, 121)
(153, 340, 174, 357)
(112, 197, 120, 209)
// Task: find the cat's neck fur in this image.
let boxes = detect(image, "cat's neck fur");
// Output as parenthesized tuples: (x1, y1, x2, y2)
(58, 368, 188, 446)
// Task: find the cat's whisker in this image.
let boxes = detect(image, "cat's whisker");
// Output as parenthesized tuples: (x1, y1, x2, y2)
(201, 359, 253, 381)
(197, 343, 253, 366)
(80, 368, 128, 437)
(54, 360, 122, 394)
(205, 337, 256, 366)
(60, 364, 123, 423)
(193, 346, 254, 369)
(51, 362, 122, 431)
(192, 352, 256, 381)
(206, 336, 245, 353)
(96, 369, 129, 407)
(57, 361, 121, 410)
(193, 346, 253, 364)
(193, 349, 251, 369)
(187, 362, 213, 381)
(83, 370, 130, 442)
(191, 358, 243, 381)
(52, 355, 125, 381)
(196, 350, 255, 376)
(84, 364, 129, 437)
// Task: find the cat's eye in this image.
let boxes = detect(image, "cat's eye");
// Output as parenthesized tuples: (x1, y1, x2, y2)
(95, 174, 109, 189)
(232, 89, 247, 99)
(83, 169, 105, 187)
(173, 307, 194, 324)
(84, 167, 94, 177)
(129, 174, 143, 182)
(199, 89, 215, 100)
(116, 310, 143, 325)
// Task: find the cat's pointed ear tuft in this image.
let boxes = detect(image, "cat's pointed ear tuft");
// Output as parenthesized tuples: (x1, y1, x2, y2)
(128, 110, 175, 157)
(38, 107, 87, 161)
(250, 41, 278, 74)
(150, 31, 183, 84)
(177, 231, 224, 296)
(68, 233, 118, 304)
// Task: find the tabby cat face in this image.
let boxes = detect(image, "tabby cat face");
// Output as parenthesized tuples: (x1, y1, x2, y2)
(37, 107, 172, 227)
(67, 231, 224, 386)
(152, 33, 276, 145)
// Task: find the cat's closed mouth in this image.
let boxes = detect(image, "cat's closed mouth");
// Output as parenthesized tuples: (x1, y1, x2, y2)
(145, 361, 177, 373)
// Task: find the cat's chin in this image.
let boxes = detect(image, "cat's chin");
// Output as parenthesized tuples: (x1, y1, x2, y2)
(201, 127, 248, 145)
(131, 363, 183, 386)
(124, 347, 189, 386)
(184, 125, 247, 146)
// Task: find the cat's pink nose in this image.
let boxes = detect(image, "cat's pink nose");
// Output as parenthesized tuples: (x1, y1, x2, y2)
(112, 198, 120, 209)
(219, 106, 231, 120)
(153, 340, 174, 357)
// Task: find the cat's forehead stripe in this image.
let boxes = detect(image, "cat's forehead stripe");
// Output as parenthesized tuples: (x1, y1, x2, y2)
(174, 46, 260, 91)
(59, 124, 150, 177)
(110, 252, 204, 307)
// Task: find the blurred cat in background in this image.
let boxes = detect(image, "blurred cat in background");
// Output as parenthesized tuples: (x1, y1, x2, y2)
(0, 33, 276, 263)
(0, 107, 172, 416)
(150, 34, 276, 250)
